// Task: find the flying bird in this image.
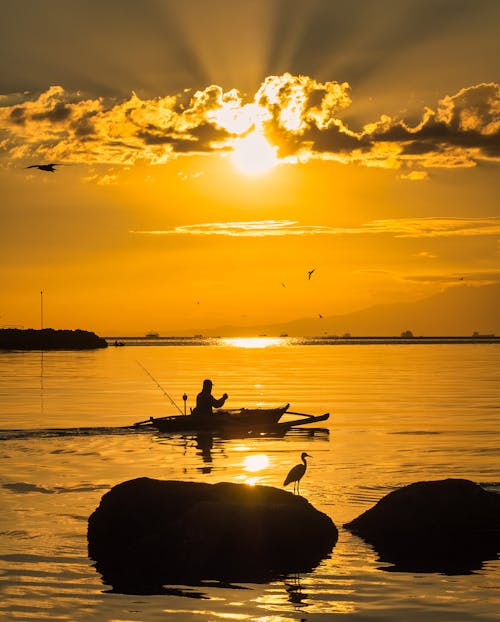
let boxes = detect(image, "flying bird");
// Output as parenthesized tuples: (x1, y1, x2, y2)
(307, 269, 315, 280)
(26, 163, 63, 173)
(318, 314, 323, 318)
(281, 282, 286, 288)
(283, 452, 312, 495)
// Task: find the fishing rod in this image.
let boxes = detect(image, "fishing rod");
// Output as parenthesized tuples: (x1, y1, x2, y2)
(136, 360, 184, 414)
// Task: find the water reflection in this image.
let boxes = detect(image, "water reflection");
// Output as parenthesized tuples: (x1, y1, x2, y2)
(40, 349, 44, 417)
(195, 433, 214, 461)
(370, 537, 500, 575)
(243, 454, 269, 472)
(103, 584, 209, 598)
(221, 337, 286, 348)
(284, 573, 307, 606)
(195, 433, 215, 474)
(153, 427, 329, 479)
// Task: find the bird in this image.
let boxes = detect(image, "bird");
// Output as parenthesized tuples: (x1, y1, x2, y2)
(318, 313, 323, 318)
(283, 452, 311, 495)
(307, 269, 315, 280)
(26, 163, 63, 173)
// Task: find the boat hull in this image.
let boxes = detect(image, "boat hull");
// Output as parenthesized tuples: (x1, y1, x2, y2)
(144, 405, 289, 433)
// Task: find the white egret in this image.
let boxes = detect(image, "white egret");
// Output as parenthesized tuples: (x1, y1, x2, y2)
(283, 452, 312, 495)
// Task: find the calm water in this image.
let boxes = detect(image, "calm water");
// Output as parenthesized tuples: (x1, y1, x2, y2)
(0, 341, 499, 621)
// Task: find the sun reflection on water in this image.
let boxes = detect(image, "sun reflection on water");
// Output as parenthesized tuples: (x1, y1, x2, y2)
(240, 454, 270, 486)
(243, 454, 269, 472)
(221, 337, 286, 348)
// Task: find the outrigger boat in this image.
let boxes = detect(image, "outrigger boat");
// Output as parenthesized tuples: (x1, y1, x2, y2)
(133, 403, 330, 434)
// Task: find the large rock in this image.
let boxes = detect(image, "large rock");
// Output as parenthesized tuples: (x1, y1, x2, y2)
(88, 478, 338, 591)
(344, 478, 500, 574)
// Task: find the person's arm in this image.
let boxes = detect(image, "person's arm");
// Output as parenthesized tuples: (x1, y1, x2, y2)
(211, 393, 228, 409)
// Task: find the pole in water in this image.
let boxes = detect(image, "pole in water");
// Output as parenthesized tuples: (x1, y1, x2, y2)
(136, 360, 183, 414)
(183, 393, 188, 415)
(40, 290, 44, 330)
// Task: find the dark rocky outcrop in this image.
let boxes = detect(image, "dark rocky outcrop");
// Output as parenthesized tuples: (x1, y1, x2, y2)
(88, 478, 338, 592)
(344, 478, 500, 574)
(0, 328, 107, 350)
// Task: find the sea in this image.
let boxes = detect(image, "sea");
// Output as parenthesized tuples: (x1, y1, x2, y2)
(0, 337, 499, 621)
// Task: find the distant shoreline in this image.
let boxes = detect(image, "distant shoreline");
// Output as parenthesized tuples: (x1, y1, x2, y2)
(104, 335, 500, 345)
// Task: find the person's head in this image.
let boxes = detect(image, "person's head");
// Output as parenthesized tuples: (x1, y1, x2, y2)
(202, 379, 213, 392)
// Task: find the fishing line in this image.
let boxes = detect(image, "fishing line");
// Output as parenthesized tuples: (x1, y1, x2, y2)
(136, 360, 183, 414)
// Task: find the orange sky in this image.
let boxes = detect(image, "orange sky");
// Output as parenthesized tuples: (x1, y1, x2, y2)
(1, 1, 499, 335)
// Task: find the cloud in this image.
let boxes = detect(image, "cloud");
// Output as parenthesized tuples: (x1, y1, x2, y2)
(400, 170, 429, 181)
(364, 217, 500, 238)
(83, 172, 119, 186)
(362, 83, 500, 166)
(131, 217, 500, 238)
(131, 220, 337, 237)
(403, 271, 500, 284)
(0, 77, 498, 171)
(415, 251, 438, 259)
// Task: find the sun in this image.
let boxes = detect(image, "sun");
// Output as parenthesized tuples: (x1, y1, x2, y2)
(231, 131, 278, 176)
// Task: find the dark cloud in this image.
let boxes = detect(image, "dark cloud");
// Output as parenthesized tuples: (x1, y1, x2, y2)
(72, 114, 97, 138)
(9, 107, 26, 125)
(264, 119, 365, 158)
(400, 141, 436, 156)
(361, 84, 500, 162)
(137, 121, 232, 153)
(170, 125, 233, 154)
(303, 121, 368, 154)
(136, 131, 178, 146)
(31, 101, 72, 122)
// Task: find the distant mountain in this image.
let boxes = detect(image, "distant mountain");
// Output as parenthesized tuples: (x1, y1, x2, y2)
(185, 284, 500, 337)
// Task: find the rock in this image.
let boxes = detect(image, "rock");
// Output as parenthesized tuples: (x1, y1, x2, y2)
(344, 478, 500, 574)
(0, 328, 107, 350)
(88, 478, 338, 591)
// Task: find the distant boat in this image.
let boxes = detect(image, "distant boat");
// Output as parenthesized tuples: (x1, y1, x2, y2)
(280, 333, 288, 337)
(145, 332, 160, 338)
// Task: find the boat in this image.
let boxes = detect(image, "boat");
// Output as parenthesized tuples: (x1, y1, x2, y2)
(132, 403, 330, 434)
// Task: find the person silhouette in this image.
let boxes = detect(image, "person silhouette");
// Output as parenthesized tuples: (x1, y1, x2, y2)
(193, 379, 228, 415)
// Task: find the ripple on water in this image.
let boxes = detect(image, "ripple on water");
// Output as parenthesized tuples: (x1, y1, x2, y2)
(2, 482, 111, 495)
